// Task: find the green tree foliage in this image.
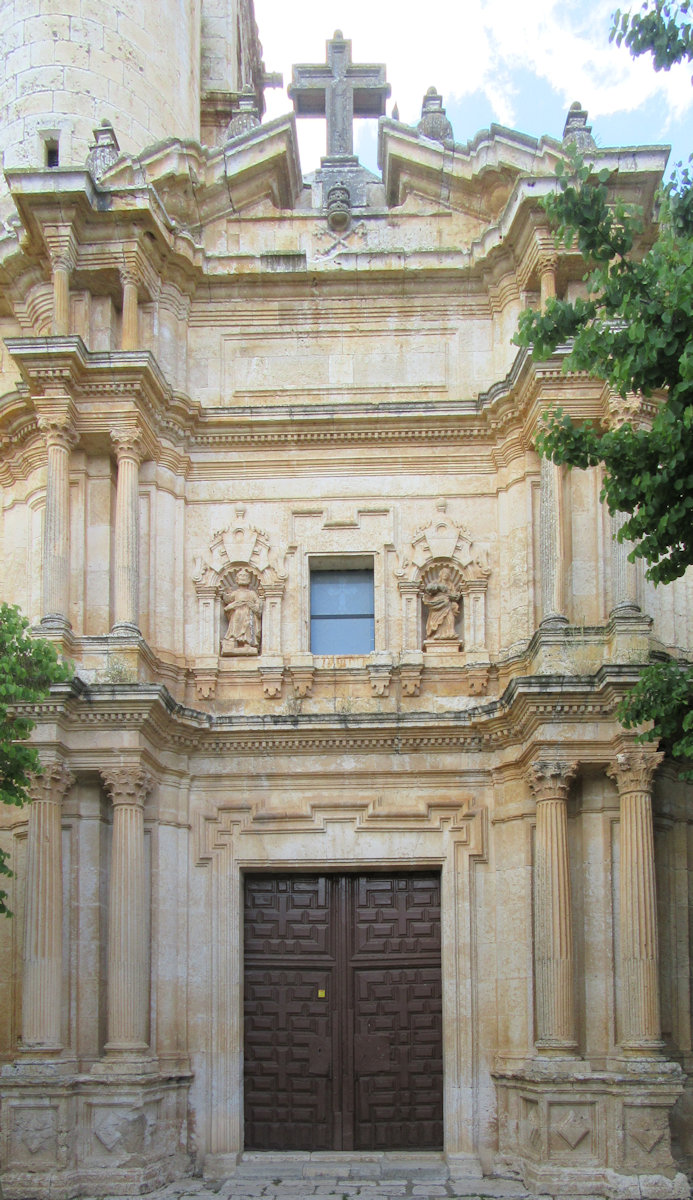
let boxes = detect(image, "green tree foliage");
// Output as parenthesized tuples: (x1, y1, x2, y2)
(0, 604, 71, 915)
(611, 0, 692, 71)
(514, 3, 693, 774)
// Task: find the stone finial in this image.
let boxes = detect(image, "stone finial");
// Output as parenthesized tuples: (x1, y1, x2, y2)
(86, 120, 121, 182)
(226, 86, 261, 140)
(417, 87, 453, 144)
(562, 101, 596, 151)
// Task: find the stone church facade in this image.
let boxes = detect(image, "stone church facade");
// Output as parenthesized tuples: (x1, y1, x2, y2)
(0, 3, 692, 1197)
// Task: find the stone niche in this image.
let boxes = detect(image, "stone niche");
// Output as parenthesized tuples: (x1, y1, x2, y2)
(192, 506, 286, 698)
(397, 509, 491, 662)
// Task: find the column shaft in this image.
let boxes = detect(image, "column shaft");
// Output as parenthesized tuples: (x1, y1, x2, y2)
(529, 761, 578, 1053)
(40, 421, 76, 624)
(611, 509, 639, 613)
(107, 802, 147, 1047)
(539, 456, 565, 624)
(102, 767, 152, 1056)
(608, 750, 664, 1053)
(52, 264, 70, 336)
(112, 434, 142, 632)
(22, 763, 74, 1050)
(540, 263, 556, 308)
(121, 277, 139, 351)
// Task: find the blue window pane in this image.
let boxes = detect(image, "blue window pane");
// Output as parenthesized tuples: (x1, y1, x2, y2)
(310, 570, 374, 617)
(310, 570, 375, 653)
(311, 617, 374, 654)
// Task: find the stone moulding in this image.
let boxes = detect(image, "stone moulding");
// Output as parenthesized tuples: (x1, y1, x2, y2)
(21, 662, 647, 759)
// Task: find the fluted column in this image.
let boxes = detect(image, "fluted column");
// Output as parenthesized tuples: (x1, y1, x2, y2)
(51, 253, 74, 336)
(607, 749, 664, 1054)
(540, 259, 557, 309)
(101, 766, 153, 1057)
(39, 416, 77, 627)
(528, 760, 578, 1054)
(21, 759, 74, 1051)
(539, 455, 566, 626)
(611, 509, 640, 614)
(120, 268, 139, 351)
(111, 429, 143, 633)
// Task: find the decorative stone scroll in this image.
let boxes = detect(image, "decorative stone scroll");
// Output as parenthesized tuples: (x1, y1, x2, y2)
(396, 505, 491, 658)
(192, 506, 286, 665)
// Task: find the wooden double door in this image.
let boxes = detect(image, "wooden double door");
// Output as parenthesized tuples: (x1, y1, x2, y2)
(243, 872, 443, 1151)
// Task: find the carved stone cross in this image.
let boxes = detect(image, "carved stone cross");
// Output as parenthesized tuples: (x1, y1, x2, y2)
(288, 31, 390, 158)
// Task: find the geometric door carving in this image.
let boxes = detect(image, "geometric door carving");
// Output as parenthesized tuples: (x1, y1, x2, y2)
(243, 872, 443, 1151)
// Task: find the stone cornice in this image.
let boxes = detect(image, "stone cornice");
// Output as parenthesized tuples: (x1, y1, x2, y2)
(1, 338, 645, 470)
(24, 664, 646, 762)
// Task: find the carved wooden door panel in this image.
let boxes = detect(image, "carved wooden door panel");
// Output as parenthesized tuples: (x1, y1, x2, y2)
(243, 872, 442, 1151)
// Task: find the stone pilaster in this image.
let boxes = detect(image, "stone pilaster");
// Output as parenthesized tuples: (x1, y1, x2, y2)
(539, 455, 566, 626)
(100, 766, 153, 1062)
(607, 748, 665, 1054)
(528, 760, 578, 1054)
(111, 430, 143, 633)
(21, 760, 74, 1052)
(120, 267, 139, 351)
(38, 416, 78, 627)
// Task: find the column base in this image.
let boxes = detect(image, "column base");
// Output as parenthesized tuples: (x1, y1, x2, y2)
(610, 601, 642, 617)
(534, 1040, 580, 1058)
(494, 1060, 687, 1198)
(40, 614, 72, 631)
(92, 1047, 157, 1076)
(110, 622, 141, 637)
(0, 1066, 191, 1199)
(539, 613, 569, 629)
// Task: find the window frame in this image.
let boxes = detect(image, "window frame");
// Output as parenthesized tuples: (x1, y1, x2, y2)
(308, 555, 375, 657)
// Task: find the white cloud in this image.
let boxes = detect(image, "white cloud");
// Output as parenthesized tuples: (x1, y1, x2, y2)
(255, 0, 692, 172)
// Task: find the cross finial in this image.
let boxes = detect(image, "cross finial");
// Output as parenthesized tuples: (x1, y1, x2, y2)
(288, 33, 390, 159)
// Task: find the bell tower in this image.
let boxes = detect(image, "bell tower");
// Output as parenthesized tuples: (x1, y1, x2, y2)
(0, 0, 266, 211)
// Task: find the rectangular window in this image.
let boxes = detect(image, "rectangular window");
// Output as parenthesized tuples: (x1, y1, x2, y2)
(45, 139, 59, 168)
(310, 567, 374, 654)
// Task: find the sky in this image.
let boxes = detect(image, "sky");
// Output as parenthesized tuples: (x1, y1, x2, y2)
(254, 0, 692, 180)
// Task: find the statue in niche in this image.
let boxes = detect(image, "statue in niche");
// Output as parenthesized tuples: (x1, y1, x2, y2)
(221, 568, 264, 656)
(422, 565, 462, 644)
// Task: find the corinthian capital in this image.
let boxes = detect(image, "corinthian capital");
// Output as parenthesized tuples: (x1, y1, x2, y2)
(101, 766, 153, 808)
(37, 416, 78, 452)
(27, 758, 75, 805)
(607, 391, 644, 431)
(606, 748, 664, 796)
(110, 428, 144, 464)
(527, 759, 578, 803)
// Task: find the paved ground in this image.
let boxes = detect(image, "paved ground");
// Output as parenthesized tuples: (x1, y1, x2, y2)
(102, 1155, 555, 1200)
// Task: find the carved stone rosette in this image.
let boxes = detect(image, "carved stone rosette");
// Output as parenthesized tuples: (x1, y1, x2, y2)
(528, 760, 578, 1053)
(607, 748, 664, 1054)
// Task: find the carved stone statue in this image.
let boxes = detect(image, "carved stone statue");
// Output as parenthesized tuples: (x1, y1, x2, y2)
(422, 565, 461, 644)
(221, 568, 263, 656)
